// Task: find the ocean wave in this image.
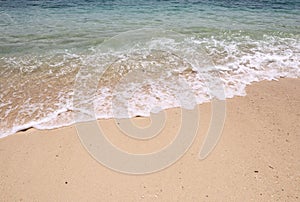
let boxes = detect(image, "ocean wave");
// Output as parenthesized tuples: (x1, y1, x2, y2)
(0, 30, 299, 138)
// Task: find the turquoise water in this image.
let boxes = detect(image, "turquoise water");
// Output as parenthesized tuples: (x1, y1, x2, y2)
(1, 0, 299, 54)
(0, 0, 299, 137)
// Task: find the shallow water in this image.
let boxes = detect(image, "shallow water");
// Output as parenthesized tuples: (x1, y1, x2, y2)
(0, 0, 299, 137)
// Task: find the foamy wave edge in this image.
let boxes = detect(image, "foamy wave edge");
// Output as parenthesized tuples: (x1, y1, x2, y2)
(1, 32, 299, 138)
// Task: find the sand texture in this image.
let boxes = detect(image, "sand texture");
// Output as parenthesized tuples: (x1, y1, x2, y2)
(0, 78, 299, 201)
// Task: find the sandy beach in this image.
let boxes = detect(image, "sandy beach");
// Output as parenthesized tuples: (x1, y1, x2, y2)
(0, 78, 299, 201)
(1, 0, 299, 201)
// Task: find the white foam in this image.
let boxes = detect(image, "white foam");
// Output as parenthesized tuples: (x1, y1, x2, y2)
(0, 32, 299, 138)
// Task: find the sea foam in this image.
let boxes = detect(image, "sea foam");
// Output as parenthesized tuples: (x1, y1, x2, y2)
(0, 30, 299, 138)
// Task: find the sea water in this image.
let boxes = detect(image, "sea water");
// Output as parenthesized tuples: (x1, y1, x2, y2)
(0, 0, 299, 137)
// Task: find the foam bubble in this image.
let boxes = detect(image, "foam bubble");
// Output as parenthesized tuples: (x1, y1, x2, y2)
(0, 31, 299, 138)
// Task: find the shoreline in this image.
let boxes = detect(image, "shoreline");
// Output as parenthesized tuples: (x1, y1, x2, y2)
(0, 78, 299, 201)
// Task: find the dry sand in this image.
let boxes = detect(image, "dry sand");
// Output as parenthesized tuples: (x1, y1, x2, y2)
(0, 78, 299, 201)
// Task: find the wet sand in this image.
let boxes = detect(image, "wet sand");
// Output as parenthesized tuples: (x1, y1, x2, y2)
(0, 78, 299, 201)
